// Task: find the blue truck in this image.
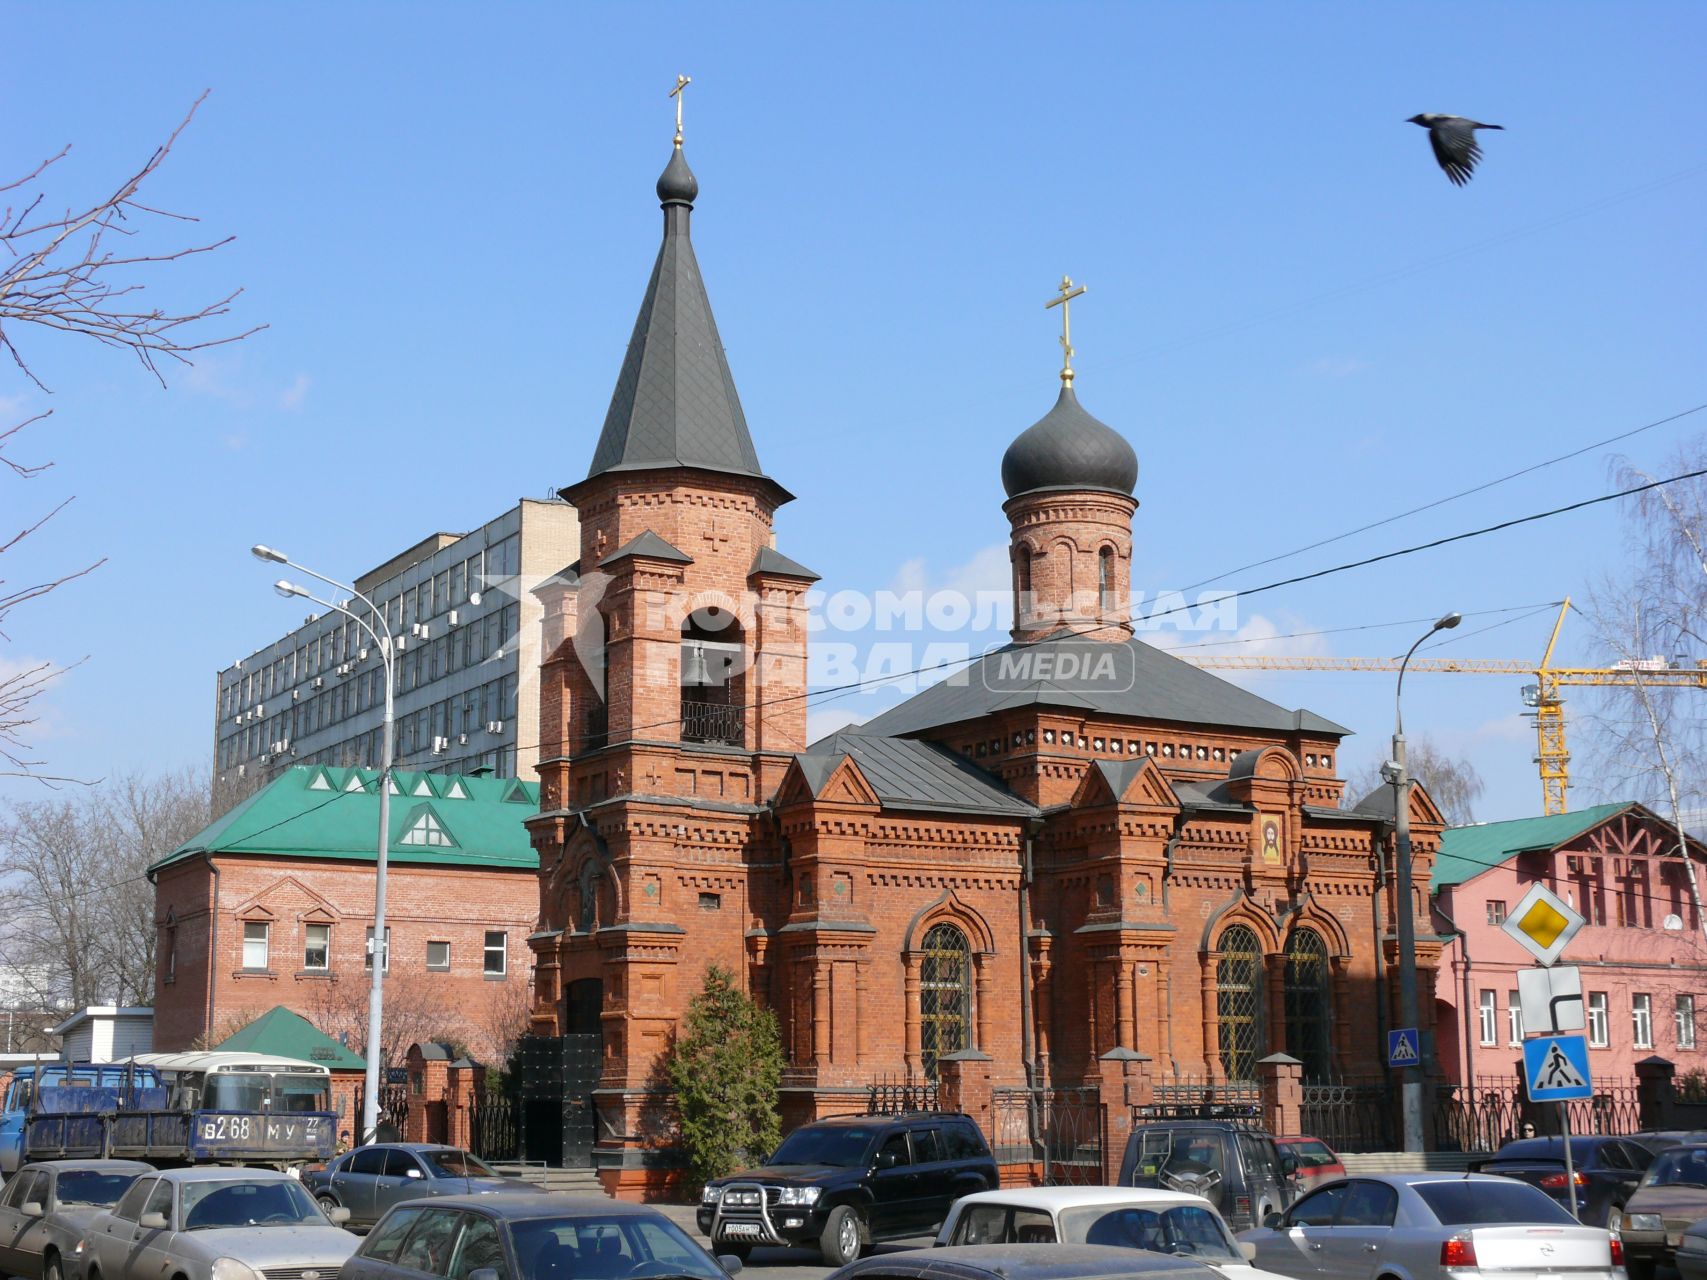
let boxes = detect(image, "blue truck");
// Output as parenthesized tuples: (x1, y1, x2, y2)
(1, 1053, 336, 1170)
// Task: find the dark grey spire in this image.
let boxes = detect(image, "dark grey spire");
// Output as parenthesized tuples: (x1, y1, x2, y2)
(573, 146, 787, 502)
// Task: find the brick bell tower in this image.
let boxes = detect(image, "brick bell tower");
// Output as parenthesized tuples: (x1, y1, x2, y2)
(1002, 277, 1139, 643)
(527, 101, 817, 1126)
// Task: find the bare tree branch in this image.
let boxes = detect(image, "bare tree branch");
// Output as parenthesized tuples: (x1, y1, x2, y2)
(2, 93, 261, 782)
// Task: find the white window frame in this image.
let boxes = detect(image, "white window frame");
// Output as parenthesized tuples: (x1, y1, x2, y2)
(483, 930, 507, 976)
(365, 926, 391, 973)
(303, 923, 330, 972)
(242, 921, 270, 971)
(1508, 990, 1524, 1046)
(1588, 991, 1609, 1047)
(1486, 900, 1507, 925)
(1678, 994, 1697, 1050)
(426, 940, 451, 972)
(1633, 992, 1654, 1049)
(1479, 989, 1498, 1046)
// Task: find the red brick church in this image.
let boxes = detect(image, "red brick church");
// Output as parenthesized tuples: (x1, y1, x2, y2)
(524, 129, 1446, 1192)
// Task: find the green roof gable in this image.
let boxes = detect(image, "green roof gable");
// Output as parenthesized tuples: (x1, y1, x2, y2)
(215, 1005, 367, 1071)
(1433, 802, 1635, 891)
(152, 766, 539, 875)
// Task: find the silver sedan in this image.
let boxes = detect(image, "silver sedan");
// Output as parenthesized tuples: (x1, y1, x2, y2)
(1238, 1173, 1623, 1280)
(82, 1167, 358, 1280)
(0, 1159, 153, 1280)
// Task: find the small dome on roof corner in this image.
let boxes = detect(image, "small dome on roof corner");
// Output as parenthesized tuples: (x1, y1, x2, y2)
(1000, 385, 1138, 499)
(656, 147, 699, 205)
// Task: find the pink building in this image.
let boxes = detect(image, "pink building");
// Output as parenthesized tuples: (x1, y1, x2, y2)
(1432, 802, 1707, 1085)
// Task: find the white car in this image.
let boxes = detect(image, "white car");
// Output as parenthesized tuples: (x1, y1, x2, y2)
(937, 1187, 1291, 1280)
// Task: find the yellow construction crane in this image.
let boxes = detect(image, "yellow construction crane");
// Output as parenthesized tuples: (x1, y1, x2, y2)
(1180, 599, 1707, 815)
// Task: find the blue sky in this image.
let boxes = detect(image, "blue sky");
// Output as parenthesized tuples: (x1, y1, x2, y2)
(4, 1, 1704, 819)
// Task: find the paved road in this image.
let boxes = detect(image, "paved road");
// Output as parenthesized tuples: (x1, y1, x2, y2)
(653, 1204, 937, 1280)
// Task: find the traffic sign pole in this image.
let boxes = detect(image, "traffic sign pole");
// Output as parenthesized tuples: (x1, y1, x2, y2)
(1560, 1103, 1578, 1221)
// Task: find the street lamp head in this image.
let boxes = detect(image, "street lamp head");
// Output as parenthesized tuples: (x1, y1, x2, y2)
(274, 579, 309, 600)
(1435, 611, 1463, 632)
(252, 544, 288, 564)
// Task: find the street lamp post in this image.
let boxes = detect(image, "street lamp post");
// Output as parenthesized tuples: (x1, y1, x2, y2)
(253, 545, 396, 1146)
(1390, 610, 1461, 1152)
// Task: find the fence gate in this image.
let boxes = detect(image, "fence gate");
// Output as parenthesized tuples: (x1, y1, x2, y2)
(562, 1032, 602, 1167)
(993, 1087, 1103, 1186)
(1299, 1080, 1394, 1153)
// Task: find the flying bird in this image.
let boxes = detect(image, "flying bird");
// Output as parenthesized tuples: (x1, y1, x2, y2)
(1407, 113, 1504, 186)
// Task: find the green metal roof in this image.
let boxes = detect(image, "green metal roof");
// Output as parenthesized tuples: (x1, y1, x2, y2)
(152, 766, 539, 874)
(214, 1005, 366, 1071)
(1432, 802, 1634, 890)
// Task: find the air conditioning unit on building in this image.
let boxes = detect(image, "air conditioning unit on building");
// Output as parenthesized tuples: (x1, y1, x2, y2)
(358, 647, 370, 661)
(236, 764, 246, 777)
(291, 689, 300, 701)
(448, 610, 459, 626)
(431, 736, 449, 754)
(255, 702, 265, 717)
(420, 624, 430, 639)
(395, 636, 407, 651)
(311, 677, 324, 689)
(457, 733, 469, 745)
(486, 720, 504, 734)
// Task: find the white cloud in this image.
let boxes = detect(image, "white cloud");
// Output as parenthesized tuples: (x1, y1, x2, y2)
(886, 541, 1011, 602)
(279, 373, 311, 411)
(180, 355, 253, 407)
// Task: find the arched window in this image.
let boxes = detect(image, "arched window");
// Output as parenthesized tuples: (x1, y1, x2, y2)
(920, 923, 972, 1080)
(1099, 546, 1116, 610)
(1284, 928, 1333, 1081)
(1015, 546, 1032, 598)
(681, 606, 744, 746)
(1216, 924, 1264, 1082)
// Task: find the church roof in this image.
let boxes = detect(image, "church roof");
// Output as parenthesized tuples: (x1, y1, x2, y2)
(1002, 385, 1138, 499)
(849, 634, 1350, 740)
(749, 545, 820, 581)
(599, 530, 692, 567)
(798, 732, 1039, 818)
(215, 1005, 365, 1071)
(567, 144, 790, 504)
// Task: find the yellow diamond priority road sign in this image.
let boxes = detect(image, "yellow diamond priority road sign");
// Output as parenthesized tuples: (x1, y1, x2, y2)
(1502, 881, 1585, 966)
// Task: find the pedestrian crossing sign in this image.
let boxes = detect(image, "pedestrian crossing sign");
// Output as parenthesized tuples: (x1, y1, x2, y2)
(1387, 1028, 1420, 1068)
(1523, 1034, 1594, 1101)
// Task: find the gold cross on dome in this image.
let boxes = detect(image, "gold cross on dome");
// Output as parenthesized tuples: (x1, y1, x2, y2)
(670, 74, 692, 147)
(1045, 274, 1087, 387)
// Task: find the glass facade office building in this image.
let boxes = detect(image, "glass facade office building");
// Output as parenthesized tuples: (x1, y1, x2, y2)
(214, 499, 578, 790)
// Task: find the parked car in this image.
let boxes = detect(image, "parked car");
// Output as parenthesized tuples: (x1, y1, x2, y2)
(1678, 1217, 1707, 1280)
(345, 1193, 738, 1280)
(1473, 1135, 1653, 1226)
(936, 1186, 1290, 1280)
(1274, 1138, 1344, 1193)
(304, 1143, 541, 1228)
(1239, 1173, 1625, 1280)
(698, 1111, 998, 1266)
(1619, 1143, 1707, 1280)
(825, 1244, 1224, 1280)
(1632, 1130, 1707, 1156)
(82, 1167, 357, 1280)
(1116, 1121, 1297, 1233)
(0, 1159, 153, 1280)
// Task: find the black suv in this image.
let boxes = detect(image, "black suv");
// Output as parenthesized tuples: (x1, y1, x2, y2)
(698, 1111, 998, 1266)
(1116, 1119, 1297, 1232)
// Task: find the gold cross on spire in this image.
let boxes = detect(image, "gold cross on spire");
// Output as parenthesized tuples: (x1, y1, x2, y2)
(1045, 275, 1087, 388)
(670, 74, 692, 148)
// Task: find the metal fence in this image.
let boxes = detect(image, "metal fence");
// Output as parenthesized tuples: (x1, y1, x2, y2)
(992, 1086, 1104, 1185)
(866, 1079, 942, 1113)
(469, 1093, 519, 1162)
(1434, 1075, 1645, 1152)
(1300, 1079, 1394, 1153)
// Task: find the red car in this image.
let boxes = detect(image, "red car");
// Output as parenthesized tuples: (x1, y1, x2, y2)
(1275, 1135, 1344, 1191)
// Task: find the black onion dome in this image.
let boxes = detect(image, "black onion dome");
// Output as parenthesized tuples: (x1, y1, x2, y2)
(1001, 386, 1139, 498)
(656, 147, 699, 205)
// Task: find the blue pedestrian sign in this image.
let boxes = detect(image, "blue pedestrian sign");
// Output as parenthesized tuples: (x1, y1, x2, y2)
(1387, 1028, 1420, 1068)
(1524, 1034, 1594, 1101)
